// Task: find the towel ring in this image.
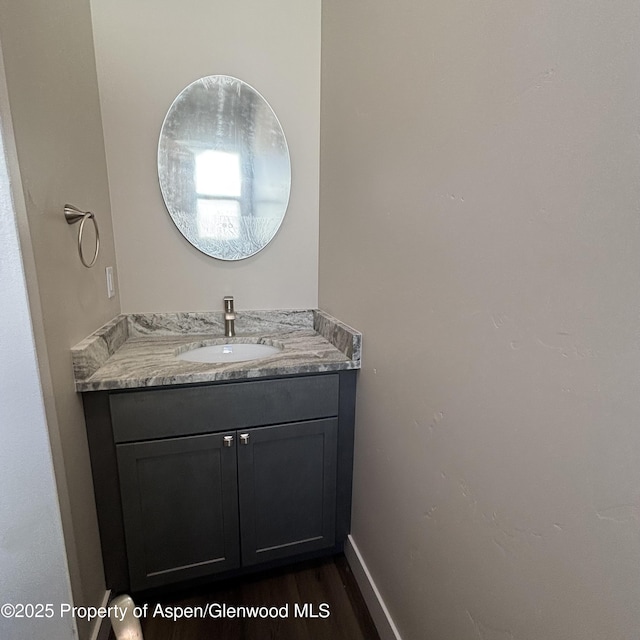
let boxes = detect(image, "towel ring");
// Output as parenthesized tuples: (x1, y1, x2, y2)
(64, 204, 100, 268)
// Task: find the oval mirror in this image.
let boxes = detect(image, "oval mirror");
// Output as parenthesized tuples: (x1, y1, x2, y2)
(158, 75, 291, 260)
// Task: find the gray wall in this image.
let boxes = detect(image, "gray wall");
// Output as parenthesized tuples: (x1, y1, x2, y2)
(90, 0, 321, 312)
(0, 48, 77, 640)
(320, 1, 640, 638)
(0, 1, 120, 638)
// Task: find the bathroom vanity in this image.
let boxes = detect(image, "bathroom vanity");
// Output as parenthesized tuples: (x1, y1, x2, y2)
(73, 310, 360, 594)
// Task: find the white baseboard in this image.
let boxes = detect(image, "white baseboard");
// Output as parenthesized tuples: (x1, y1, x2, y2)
(344, 535, 403, 640)
(90, 589, 111, 640)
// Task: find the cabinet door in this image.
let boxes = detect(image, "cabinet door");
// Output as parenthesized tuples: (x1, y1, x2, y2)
(117, 433, 240, 591)
(237, 419, 338, 566)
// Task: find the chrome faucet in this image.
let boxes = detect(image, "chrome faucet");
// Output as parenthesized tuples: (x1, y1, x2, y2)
(223, 296, 235, 337)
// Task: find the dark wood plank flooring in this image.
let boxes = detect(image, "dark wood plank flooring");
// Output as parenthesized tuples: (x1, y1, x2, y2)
(107, 555, 380, 640)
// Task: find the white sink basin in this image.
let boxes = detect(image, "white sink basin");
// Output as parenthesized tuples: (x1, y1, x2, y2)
(176, 342, 281, 364)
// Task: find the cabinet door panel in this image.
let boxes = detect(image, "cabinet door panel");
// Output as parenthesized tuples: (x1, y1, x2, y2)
(238, 419, 337, 565)
(117, 433, 239, 591)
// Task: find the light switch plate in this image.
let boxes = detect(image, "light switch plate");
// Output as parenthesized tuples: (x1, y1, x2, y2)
(106, 266, 115, 299)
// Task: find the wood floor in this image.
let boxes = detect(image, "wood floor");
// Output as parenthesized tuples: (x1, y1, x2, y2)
(107, 555, 380, 640)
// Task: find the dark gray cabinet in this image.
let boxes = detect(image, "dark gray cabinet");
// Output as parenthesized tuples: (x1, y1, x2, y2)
(116, 433, 240, 590)
(82, 371, 356, 594)
(238, 419, 337, 567)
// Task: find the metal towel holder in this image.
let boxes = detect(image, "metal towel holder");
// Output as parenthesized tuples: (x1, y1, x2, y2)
(64, 204, 100, 268)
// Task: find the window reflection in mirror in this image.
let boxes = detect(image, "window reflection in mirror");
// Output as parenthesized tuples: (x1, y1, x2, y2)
(195, 150, 241, 240)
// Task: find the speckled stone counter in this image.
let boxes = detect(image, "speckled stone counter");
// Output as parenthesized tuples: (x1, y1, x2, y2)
(71, 310, 361, 392)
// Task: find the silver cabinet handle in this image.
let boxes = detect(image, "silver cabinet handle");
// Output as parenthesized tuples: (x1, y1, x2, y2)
(240, 433, 250, 445)
(223, 435, 234, 447)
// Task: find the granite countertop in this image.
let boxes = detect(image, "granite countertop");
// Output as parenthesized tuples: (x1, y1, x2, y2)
(71, 310, 362, 392)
